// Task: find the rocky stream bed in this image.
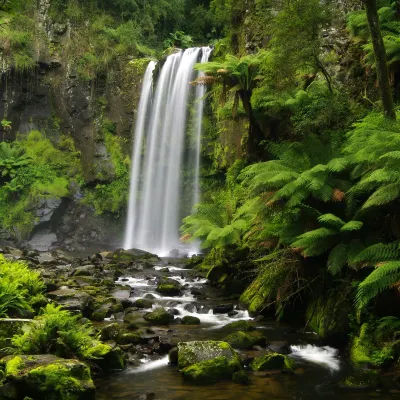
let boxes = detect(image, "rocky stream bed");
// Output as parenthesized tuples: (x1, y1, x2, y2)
(0, 247, 399, 400)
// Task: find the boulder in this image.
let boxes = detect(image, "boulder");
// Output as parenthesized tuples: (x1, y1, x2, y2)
(0, 354, 95, 399)
(47, 288, 93, 315)
(156, 278, 182, 296)
(84, 343, 125, 370)
(181, 316, 200, 325)
(213, 304, 234, 314)
(222, 320, 255, 332)
(181, 356, 241, 384)
(224, 331, 267, 349)
(144, 308, 174, 325)
(132, 298, 153, 309)
(249, 353, 294, 371)
(177, 340, 242, 370)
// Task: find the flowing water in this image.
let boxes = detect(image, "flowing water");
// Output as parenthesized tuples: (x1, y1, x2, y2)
(95, 261, 400, 400)
(123, 47, 212, 255)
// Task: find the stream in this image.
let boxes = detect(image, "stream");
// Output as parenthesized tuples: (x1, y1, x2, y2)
(95, 258, 399, 400)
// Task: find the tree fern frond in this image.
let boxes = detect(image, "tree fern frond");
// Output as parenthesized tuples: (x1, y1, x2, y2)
(340, 220, 363, 232)
(354, 242, 400, 264)
(362, 183, 400, 210)
(318, 213, 345, 228)
(356, 262, 400, 309)
(328, 243, 349, 275)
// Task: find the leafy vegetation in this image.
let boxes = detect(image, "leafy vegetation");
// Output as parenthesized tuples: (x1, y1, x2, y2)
(0, 255, 45, 317)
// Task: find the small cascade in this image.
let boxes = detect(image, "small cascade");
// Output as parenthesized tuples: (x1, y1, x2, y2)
(123, 47, 211, 254)
(290, 344, 340, 371)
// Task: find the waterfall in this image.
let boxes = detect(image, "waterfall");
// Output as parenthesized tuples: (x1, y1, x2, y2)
(123, 47, 211, 255)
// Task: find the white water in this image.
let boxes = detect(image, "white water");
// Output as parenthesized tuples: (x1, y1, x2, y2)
(123, 47, 212, 254)
(290, 344, 340, 371)
(132, 355, 170, 373)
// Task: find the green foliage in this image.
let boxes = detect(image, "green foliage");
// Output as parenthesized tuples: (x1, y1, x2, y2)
(0, 131, 82, 238)
(348, 2, 400, 68)
(11, 304, 105, 361)
(0, 254, 45, 317)
(83, 131, 130, 215)
(164, 31, 193, 49)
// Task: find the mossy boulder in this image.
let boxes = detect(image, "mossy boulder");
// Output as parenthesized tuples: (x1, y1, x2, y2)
(156, 278, 182, 296)
(222, 320, 255, 332)
(339, 370, 381, 390)
(232, 370, 250, 384)
(177, 340, 242, 370)
(144, 308, 174, 325)
(132, 298, 153, 309)
(181, 316, 200, 325)
(108, 248, 161, 264)
(249, 353, 294, 371)
(84, 343, 125, 370)
(305, 287, 351, 345)
(181, 355, 241, 384)
(0, 354, 95, 399)
(224, 330, 266, 349)
(350, 323, 373, 366)
(117, 332, 141, 345)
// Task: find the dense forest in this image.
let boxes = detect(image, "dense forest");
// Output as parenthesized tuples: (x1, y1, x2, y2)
(1, 0, 400, 398)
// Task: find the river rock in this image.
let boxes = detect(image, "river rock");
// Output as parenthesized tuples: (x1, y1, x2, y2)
(144, 308, 174, 325)
(133, 298, 153, 309)
(213, 304, 234, 314)
(181, 316, 200, 325)
(0, 354, 95, 399)
(156, 278, 182, 296)
(249, 353, 294, 371)
(176, 340, 242, 369)
(268, 341, 290, 354)
(222, 320, 255, 331)
(224, 331, 267, 349)
(47, 288, 93, 315)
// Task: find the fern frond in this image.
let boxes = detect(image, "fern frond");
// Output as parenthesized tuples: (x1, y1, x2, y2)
(328, 243, 349, 275)
(340, 220, 363, 232)
(356, 262, 400, 309)
(354, 242, 400, 264)
(318, 213, 345, 228)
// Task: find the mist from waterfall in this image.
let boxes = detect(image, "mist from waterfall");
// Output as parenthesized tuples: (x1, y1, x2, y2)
(123, 47, 212, 255)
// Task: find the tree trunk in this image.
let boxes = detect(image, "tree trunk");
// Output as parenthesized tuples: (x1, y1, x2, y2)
(238, 90, 265, 159)
(363, 0, 396, 119)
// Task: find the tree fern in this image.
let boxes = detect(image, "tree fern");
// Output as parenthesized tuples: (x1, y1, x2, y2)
(353, 242, 400, 264)
(356, 261, 400, 309)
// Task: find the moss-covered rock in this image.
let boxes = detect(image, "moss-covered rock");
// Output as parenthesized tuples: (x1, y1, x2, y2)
(117, 332, 141, 345)
(305, 287, 351, 345)
(181, 355, 241, 384)
(239, 263, 287, 316)
(232, 370, 250, 384)
(181, 316, 201, 325)
(339, 370, 381, 390)
(249, 353, 294, 371)
(222, 320, 255, 332)
(224, 330, 266, 349)
(144, 308, 174, 325)
(132, 298, 153, 309)
(350, 323, 373, 366)
(177, 340, 242, 370)
(156, 278, 182, 296)
(1, 354, 95, 399)
(84, 343, 125, 370)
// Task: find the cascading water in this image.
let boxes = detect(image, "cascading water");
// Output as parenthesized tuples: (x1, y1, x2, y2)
(123, 47, 212, 254)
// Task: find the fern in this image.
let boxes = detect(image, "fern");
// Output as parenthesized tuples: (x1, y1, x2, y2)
(356, 261, 400, 309)
(327, 243, 349, 275)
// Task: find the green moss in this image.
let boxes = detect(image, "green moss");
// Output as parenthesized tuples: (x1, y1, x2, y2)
(224, 330, 266, 349)
(181, 316, 201, 325)
(239, 262, 287, 316)
(232, 370, 250, 384)
(83, 343, 112, 359)
(5, 356, 25, 379)
(144, 308, 173, 325)
(117, 332, 141, 345)
(156, 279, 181, 296)
(249, 353, 294, 371)
(350, 323, 374, 365)
(181, 356, 240, 384)
(28, 362, 94, 399)
(222, 320, 255, 331)
(305, 287, 351, 344)
(132, 298, 153, 309)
